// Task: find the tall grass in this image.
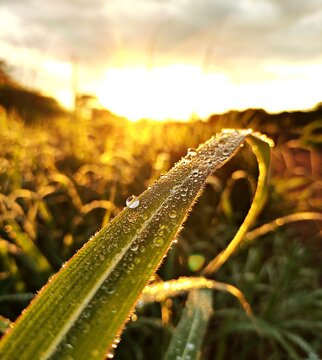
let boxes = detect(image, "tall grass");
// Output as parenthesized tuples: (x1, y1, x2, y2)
(0, 108, 321, 359)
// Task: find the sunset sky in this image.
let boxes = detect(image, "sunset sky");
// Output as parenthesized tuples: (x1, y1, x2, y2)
(1, 0, 322, 121)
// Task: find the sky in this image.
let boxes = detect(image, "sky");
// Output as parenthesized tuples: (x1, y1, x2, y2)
(1, 0, 322, 121)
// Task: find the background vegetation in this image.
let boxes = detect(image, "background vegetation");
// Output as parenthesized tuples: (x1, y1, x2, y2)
(0, 65, 321, 359)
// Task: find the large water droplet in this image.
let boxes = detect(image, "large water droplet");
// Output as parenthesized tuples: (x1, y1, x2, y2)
(126, 195, 140, 209)
(169, 210, 177, 218)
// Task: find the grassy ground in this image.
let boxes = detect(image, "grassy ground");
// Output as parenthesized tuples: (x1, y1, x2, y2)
(0, 108, 321, 359)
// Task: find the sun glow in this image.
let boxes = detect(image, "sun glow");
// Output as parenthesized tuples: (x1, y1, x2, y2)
(42, 60, 72, 77)
(56, 89, 74, 109)
(96, 65, 231, 121)
(95, 63, 322, 121)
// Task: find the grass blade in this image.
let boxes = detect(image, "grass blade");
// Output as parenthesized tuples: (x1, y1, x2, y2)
(283, 331, 320, 360)
(163, 289, 213, 360)
(245, 212, 322, 242)
(0, 129, 267, 360)
(202, 132, 273, 275)
(0, 316, 11, 336)
(142, 277, 252, 315)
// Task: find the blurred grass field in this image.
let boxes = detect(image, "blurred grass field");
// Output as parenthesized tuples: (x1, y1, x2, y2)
(0, 106, 322, 359)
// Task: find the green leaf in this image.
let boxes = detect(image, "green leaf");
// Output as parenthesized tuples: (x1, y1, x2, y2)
(0, 129, 271, 360)
(221, 318, 301, 360)
(142, 277, 252, 315)
(0, 316, 12, 335)
(0, 293, 35, 305)
(163, 289, 213, 360)
(283, 331, 320, 360)
(202, 131, 272, 275)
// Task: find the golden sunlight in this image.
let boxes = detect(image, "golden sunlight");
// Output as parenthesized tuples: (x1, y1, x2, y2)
(95, 63, 322, 121)
(96, 65, 231, 121)
(42, 60, 72, 77)
(56, 89, 74, 109)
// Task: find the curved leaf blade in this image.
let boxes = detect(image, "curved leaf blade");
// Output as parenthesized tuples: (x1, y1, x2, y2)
(0, 130, 257, 360)
(202, 132, 273, 275)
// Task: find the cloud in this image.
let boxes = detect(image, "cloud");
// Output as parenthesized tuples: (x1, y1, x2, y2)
(0, 0, 116, 63)
(1, 0, 321, 74)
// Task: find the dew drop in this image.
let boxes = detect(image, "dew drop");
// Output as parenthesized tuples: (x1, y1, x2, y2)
(106, 286, 115, 294)
(130, 243, 139, 252)
(107, 351, 114, 359)
(187, 343, 195, 351)
(275, 218, 285, 226)
(187, 148, 197, 157)
(169, 210, 177, 218)
(131, 314, 138, 322)
(153, 237, 163, 247)
(126, 195, 140, 209)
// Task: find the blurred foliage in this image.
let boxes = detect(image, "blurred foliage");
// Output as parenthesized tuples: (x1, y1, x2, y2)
(0, 95, 321, 359)
(0, 61, 66, 125)
(0, 85, 66, 125)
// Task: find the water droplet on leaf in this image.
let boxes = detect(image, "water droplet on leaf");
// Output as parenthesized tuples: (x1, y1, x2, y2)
(130, 243, 139, 252)
(153, 237, 163, 247)
(187, 148, 197, 157)
(126, 195, 140, 209)
(187, 343, 195, 351)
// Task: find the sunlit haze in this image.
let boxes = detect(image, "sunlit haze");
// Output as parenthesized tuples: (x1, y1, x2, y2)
(1, 0, 322, 121)
(95, 63, 322, 121)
